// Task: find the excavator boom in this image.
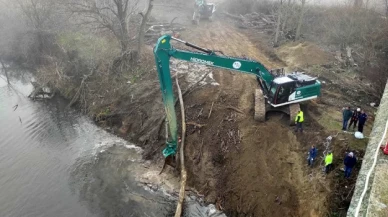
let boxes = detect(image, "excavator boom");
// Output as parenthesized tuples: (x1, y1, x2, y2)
(154, 35, 274, 157)
(154, 35, 320, 157)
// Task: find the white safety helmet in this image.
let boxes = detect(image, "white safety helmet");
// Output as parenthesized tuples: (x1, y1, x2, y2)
(357, 108, 361, 112)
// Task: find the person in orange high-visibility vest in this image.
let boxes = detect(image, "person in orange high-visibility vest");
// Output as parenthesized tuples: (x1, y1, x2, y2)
(294, 110, 304, 133)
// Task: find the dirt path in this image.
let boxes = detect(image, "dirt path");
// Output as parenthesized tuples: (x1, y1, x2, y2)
(171, 19, 327, 216)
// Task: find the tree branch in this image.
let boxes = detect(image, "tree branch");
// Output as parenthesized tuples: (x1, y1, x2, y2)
(137, 0, 153, 56)
(174, 75, 187, 217)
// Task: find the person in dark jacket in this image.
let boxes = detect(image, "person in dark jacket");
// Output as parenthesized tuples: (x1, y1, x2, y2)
(348, 108, 361, 130)
(307, 145, 317, 167)
(342, 106, 352, 131)
(344, 152, 357, 178)
(358, 110, 368, 133)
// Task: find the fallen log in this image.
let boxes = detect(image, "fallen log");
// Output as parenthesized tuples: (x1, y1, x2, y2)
(222, 11, 244, 21)
(158, 71, 212, 166)
(68, 67, 96, 107)
(174, 75, 187, 217)
(28, 83, 56, 100)
(186, 122, 207, 128)
(222, 11, 276, 31)
(226, 106, 244, 114)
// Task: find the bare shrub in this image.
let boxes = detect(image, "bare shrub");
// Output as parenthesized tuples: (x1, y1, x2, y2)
(362, 60, 388, 98)
(66, 0, 140, 54)
(320, 8, 384, 47)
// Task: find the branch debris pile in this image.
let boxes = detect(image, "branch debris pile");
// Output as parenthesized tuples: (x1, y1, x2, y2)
(223, 12, 276, 32)
(145, 19, 186, 44)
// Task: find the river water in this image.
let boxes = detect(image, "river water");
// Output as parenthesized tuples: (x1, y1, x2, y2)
(0, 75, 178, 217)
(0, 73, 226, 217)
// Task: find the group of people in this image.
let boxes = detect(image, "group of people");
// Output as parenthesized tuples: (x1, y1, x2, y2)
(294, 107, 363, 178)
(342, 107, 368, 133)
(294, 106, 368, 133)
(307, 146, 357, 178)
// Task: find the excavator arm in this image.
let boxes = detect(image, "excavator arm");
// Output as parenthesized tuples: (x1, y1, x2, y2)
(154, 35, 275, 157)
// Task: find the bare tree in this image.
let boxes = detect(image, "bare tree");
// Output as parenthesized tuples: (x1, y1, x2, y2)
(274, 0, 283, 46)
(281, 0, 292, 32)
(0, 0, 21, 82)
(68, 0, 140, 54)
(17, 0, 56, 31)
(295, 0, 306, 40)
(15, 0, 64, 65)
(138, 0, 153, 56)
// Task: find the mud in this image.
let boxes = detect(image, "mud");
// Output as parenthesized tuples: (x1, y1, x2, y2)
(168, 17, 329, 216)
(92, 1, 377, 216)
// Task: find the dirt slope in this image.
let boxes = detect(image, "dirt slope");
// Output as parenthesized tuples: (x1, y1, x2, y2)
(277, 42, 335, 68)
(90, 1, 376, 215)
(172, 20, 327, 216)
(121, 1, 375, 215)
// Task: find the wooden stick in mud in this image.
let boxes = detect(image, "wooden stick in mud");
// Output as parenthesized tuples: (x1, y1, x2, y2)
(208, 101, 214, 119)
(68, 69, 94, 107)
(226, 106, 244, 114)
(174, 76, 187, 217)
(186, 121, 207, 128)
(159, 71, 211, 164)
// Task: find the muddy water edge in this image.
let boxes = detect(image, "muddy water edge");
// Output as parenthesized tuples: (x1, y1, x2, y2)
(0, 74, 180, 217)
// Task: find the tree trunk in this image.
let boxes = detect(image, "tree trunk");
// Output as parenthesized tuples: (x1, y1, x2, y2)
(295, 0, 305, 41)
(119, 26, 130, 54)
(174, 76, 187, 217)
(0, 59, 9, 84)
(385, 0, 388, 16)
(115, 0, 130, 54)
(120, 37, 129, 54)
(274, 0, 283, 47)
(346, 46, 355, 67)
(138, 0, 154, 57)
(281, 0, 292, 31)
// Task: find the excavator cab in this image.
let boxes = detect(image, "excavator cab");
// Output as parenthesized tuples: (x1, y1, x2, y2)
(267, 72, 319, 106)
(267, 77, 296, 105)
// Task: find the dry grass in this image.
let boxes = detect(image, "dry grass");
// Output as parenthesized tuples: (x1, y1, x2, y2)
(276, 42, 335, 68)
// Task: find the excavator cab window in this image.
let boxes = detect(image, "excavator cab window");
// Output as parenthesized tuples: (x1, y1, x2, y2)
(269, 82, 295, 105)
(269, 84, 277, 96)
(267, 82, 278, 103)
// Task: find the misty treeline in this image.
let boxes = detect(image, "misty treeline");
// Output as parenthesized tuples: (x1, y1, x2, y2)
(0, 0, 387, 103)
(0, 0, 154, 67)
(225, 0, 388, 97)
(0, 0, 155, 111)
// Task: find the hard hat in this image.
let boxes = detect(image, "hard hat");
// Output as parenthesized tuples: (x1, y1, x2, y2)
(349, 152, 354, 157)
(357, 108, 361, 112)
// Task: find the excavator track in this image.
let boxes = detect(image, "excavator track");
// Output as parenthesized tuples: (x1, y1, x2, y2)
(254, 89, 266, 121)
(289, 103, 300, 126)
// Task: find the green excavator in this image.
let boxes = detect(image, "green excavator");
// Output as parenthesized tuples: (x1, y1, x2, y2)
(154, 35, 321, 158)
(192, 0, 216, 25)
